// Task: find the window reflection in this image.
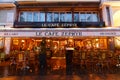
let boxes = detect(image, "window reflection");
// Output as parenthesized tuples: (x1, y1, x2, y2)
(80, 12, 86, 22)
(20, 12, 26, 22)
(26, 12, 33, 22)
(60, 12, 65, 22)
(33, 12, 39, 22)
(47, 12, 53, 22)
(54, 12, 59, 22)
(92, 12, 99, 22)
(74, 12, 79, 22)
(39, 12, 45, 22)
(66, 12, 72, 22)
(19, 11, 99, 22)
(86, 12, 92, 22)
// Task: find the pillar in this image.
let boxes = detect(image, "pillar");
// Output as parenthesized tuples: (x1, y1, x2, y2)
(4, 37, 11, 54)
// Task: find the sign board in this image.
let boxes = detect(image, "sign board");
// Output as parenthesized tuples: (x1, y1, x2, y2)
(0, 28, 120, 37)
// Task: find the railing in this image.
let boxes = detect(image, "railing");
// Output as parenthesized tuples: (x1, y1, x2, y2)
(14, 21, 105, 28)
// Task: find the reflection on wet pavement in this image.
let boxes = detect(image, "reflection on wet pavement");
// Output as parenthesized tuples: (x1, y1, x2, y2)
(0, 74, 120, 80)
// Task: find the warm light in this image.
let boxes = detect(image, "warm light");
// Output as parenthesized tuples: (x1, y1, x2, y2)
(54, 46, 57, 49)
(21, 40, 25, 42)
(68, 38, 73, 42)
(96, 39, 98, 41)
(96, 43, 99, 48)
(115, 37, 120, 48)
(116, 39, 120, 45)
(47, 39, 50, 42)
(113, 10, 120, 27)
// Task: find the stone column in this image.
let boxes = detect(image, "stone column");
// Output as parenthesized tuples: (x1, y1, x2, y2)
(4, 37, 11, 54)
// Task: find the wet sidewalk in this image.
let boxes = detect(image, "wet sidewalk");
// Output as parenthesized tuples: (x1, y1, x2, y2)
(0, 74, 120, 80)
(0, 61, 120, 80)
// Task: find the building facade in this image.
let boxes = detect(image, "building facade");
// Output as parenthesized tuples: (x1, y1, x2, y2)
(0, 0, 120, 72)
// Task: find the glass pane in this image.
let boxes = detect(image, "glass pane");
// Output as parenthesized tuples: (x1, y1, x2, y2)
(65, 12, 72, 22)
(54, 12, 59, 22)
(60, 12, 65, 22)
(39, 12, 45, 22)
(26, 12, 33, 22)
(47, 12, 53, 22)
(74, 12, 79, 22)
(80, 12, 86, 22)
(19, 12, 26, 22)
(86, 12, 92, 22)
(92, 12, 99, 22)
(33, 12, 39, 22)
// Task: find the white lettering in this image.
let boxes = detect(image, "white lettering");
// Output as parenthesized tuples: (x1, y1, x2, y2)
(45, 32, 59, 36)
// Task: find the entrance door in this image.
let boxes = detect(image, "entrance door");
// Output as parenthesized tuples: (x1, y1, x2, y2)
(46, 39, 67, 74)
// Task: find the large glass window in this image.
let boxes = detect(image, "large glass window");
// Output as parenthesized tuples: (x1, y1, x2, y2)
(54, 12, 59, 22)
(92, 12, 99, 22)
(39, 12, 45, 22)
(19, 12, 26, 22)
(80, 12, 86, 22)
(74, 12, 79, 22)
(86, 12, 93, 22)
(26, 12, 33, 22)
(65, 12, 72, 22)
(60, 12, 65, 22)
(47, 12, 53, 22)
(80, 12, 99, 22)
(19, 11, 99, 22)
(33, 12, 39, 22)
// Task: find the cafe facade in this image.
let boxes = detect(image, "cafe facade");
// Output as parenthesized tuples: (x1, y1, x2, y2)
(0, 0, 120, 56)
(0, 0, 120, 72)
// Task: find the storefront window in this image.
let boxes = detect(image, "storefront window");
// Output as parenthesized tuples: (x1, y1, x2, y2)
(39, 12, 45, 22)
(47, 12, 53, 22)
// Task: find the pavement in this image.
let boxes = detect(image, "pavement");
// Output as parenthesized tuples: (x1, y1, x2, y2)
(0, 61, 120, 80)
(0, 74, 120, 80)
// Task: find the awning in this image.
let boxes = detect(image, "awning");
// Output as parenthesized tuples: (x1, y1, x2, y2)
(0, 28, 120, 37)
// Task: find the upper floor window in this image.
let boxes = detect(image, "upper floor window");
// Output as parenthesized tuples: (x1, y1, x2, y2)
(74, 12, 79, 22)
(47, 12, 53, 22)
(66, 12, 72, 22)
(26, 12, 33, 22)
(33, 12, 39, 22)
(79, 12, 99, 22)
(60, 12, 65, 22)
(19, 11, 99, 22)
(54, 12, 59, 22)
(39, 12, 45, 22)
(19, 12, 26, 22)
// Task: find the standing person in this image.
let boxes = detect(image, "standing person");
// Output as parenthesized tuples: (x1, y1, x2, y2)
(38, 38, 47, 75)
